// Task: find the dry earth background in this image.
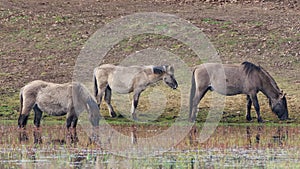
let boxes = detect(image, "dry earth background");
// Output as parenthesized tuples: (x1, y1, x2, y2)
(0, 0, 299, 123)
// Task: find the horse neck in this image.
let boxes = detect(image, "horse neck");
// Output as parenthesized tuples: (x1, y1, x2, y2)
(73, 83, 90, 102)
(148, 73, 163, 83)
(259, 69, 281, 101)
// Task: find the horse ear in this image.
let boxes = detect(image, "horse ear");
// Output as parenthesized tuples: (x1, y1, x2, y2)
(165, 65, 174, 74)
(153, 66, 165, 74)
(280, 92, 287, 99)
(169, 65, 174, 73)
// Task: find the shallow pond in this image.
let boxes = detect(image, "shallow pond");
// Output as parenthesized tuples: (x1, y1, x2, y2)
(0, 121, 300, 168)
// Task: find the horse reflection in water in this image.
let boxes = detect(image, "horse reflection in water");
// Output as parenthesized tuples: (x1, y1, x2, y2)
(246, 126, 289, 148)
(18, 130, 29, 143)
(272, 126, 288, 146)
(18, 128, 78, 145)
(246, 126, 262, 148)
(131, 125, 138, 144)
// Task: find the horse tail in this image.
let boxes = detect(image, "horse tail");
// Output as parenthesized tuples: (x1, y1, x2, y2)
(19, 89, 24, 114)
(93, 71, 98, 98)
(18, 88, 25, 128)
(189, 67, 196, 118)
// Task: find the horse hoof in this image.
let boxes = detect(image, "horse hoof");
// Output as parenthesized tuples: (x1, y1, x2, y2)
(189, 118, 195, 123)
(258, 119, 265, 123)
(246, 117, 253, 122)
(132, 114, 138, 121)
(18, 126, 26, 130)
(110, 112, 117, 118)
(34, 126, 41, 131)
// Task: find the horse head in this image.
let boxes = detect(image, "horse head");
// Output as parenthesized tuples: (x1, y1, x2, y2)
(86, 97, 101, 127)
(162, 65, 178, 89)
(271, 93, 289, 120)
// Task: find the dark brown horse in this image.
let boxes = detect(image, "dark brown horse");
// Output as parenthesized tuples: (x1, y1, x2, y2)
(189, 62, 289, 122)
(18, 80, 101, 129)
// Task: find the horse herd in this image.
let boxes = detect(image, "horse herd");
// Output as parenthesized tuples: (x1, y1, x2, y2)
(18, 61, 289, 129)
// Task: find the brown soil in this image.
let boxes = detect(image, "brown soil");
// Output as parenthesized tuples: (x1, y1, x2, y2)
(0, 0, 299, 120)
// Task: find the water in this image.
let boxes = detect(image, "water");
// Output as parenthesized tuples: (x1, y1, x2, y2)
(0, 122, 299, 168)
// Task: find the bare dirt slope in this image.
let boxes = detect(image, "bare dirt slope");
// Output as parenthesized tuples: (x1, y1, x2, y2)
(0, 0, 299, 121)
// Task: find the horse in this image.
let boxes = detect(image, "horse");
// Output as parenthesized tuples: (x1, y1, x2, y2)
(18, 80, 101, 129)
(93, 64, 178, 120)
(189, 61, 289, 123)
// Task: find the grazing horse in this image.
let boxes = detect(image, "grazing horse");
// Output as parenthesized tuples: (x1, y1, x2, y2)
(18, 80, 101, 129)
(189, 61, 289, 122)
(93, 64, 178, 120)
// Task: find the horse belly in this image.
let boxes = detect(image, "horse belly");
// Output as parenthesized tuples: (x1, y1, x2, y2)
(224, 86, 243, 96)
(36, 92, 70, 116)
(108, 79, 134, 94)
(111, 85, 133, 94)
(37, 102, 69, 116)
(211, 79, 243, 96)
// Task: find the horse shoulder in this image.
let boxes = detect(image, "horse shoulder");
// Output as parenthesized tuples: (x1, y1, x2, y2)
(123, 69, 150, 93)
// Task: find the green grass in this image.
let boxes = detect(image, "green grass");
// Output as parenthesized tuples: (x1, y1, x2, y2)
(1, 91, 298, 126)
(202, 18, 232, 29)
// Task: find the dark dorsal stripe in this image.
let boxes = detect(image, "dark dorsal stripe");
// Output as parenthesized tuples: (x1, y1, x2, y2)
(242, 61, 261, 75)
(153, 66, 165, 74)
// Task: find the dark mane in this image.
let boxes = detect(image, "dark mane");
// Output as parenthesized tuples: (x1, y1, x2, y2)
(260, 66, 281, 93)
(242, 61, 261, 75)
(242, 61, 281, 94)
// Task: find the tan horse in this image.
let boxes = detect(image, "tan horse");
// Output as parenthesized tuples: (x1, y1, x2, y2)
(190, 62, 289, 122)
(18, 80, 100, 129)
(93, 64, 178, 120)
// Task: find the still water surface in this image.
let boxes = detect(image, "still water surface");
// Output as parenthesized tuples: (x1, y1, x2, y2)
(0, 122, 299, 168)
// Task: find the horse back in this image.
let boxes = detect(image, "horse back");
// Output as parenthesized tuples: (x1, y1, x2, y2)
(194, 63, 252, 95)
(95, 64, 147, 93)
(35, 82, 73, 116)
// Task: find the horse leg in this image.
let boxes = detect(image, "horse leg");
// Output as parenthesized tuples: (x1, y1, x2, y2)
(131, 91, 141, 121)
(250, 94, 263, 123)
(96, 84, 107, 108)
(104, 86, 117, 117)
(18, 113, 29, 129)
(190, 88, 209, 122)
(66, 112, 75, 130)
(33, 105, 43, 128)
(96, 92, 104, 108)
(18, 100, 35, 128)
(69, 113, 78, 143)
(246, 95, 252, 121)
(71, 116, 78, 128)
(66, 112, 78, 143)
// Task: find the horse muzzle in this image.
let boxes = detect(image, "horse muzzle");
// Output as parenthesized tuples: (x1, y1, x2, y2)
(166, 82, 178, 90)
(172, 83, 178, 89)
